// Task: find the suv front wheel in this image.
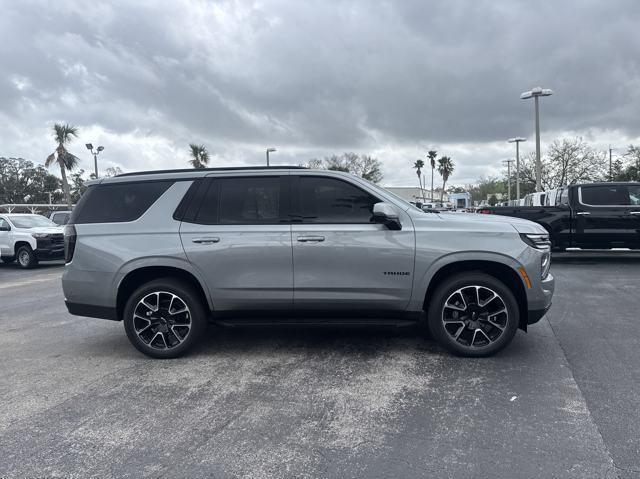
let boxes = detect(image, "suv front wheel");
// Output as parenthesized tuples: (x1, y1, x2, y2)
(427, 272, 519, 357)
(123, 278, 208, 359)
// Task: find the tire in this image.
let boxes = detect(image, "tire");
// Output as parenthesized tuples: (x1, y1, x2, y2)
(16, 245, 38, 269)
(1, 256, 15, 264)
(427, 272, 519, 357)
(123, 278, 208, 359)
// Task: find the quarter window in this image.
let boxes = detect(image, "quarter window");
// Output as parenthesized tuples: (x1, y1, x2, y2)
(71, 181, 173, 224)
(297, 176, 378, 223)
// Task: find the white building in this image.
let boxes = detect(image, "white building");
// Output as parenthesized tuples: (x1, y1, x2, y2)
(382, 186, 449, 204)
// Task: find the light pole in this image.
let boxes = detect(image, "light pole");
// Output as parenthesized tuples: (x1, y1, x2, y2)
(520, 87, 553, 192)
(503, 159, 514, 202)
(507, 137, 526, 199)
(85, 143, 105, 178)
(266, 148, 276, 167)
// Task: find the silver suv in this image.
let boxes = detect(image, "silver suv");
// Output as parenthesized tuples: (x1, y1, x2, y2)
(62, 167, 554, 358)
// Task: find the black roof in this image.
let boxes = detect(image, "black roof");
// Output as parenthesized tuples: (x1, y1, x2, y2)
(115, 166, 308, 178)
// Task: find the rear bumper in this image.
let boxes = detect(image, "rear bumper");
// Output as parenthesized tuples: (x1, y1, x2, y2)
(65, 301, 118, 321)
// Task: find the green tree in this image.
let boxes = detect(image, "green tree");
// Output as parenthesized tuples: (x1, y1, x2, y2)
(437, 156, 455, 201)
(189, 144, 210, 169)
(0, 157, 62, 204)
(427, 150, 437, 201)
(413, 159, 425, 201)
(488, 194, 498, 206)
(45, 123, 80, 209)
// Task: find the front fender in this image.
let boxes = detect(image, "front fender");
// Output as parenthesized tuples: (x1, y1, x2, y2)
(408, 250, 526, 312)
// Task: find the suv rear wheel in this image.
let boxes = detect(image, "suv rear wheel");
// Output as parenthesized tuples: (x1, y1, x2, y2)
(427, 272, 519, 357)
(123, 278, 208, 359)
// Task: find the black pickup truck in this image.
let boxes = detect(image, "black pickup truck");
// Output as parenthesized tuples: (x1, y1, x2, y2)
(479, 182, 640, 250)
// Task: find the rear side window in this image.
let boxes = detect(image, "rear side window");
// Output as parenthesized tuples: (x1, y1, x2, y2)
(71, 181, 173, 224)
(629, 185, 640, 206)
(559, 188, 569, 205)
(297, 176, 378, 223)
(580, 185, 630, 206)
(192, 177, 284, 225)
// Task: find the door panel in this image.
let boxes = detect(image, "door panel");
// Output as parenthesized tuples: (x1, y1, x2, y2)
(290, 175, 415, 312)
(292, 223, 415, 311)
(574, 185, 638, 248)
(180, 176, 293, 311)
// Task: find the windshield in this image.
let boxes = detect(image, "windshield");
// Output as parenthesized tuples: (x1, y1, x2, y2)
(8, 215, 57, 228)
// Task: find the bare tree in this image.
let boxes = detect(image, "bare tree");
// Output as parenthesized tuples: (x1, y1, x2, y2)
(304, 153, 383, 183)
(519, 138, 607, 189)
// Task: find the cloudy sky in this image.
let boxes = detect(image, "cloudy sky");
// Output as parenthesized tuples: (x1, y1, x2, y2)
(1, 0, 639, 186)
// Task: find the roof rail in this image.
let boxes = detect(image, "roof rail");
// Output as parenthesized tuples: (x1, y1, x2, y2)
(115, 166, 308, 177)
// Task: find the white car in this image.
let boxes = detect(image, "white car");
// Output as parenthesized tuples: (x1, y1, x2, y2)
(0, 214, 65, 268)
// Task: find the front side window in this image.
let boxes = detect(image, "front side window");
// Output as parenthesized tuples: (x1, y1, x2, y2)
(297, 176, 378, 223)
(628, 185, 640, 206)
(194, 177, 282, 225)
(580, 185, 630, 206)
(0, 217, 10, 230)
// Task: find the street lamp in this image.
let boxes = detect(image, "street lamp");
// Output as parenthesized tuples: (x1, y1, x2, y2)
(266, 147, 276, 167)
(85, 143, 105, 178)
(507, 137, 526, 199)
(520, 87, 553, 192)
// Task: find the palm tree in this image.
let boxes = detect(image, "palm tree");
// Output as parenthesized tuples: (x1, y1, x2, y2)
(437, 156, 455, 201)
(413, 159, 425, 203)
(427, 150, 437, 201)
(189, 144, 210, 169)
(45, 123, 80, 209)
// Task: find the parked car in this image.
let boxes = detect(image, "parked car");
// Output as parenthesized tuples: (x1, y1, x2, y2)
(62, 167, 554, 359)
(0, 214, 65, 268)
(49, 210, 72, 225)
(478, 182, 640, 250)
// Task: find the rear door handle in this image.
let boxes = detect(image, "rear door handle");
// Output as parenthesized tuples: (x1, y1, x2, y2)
(297, 235, 325, 242)
(576, 212, 591, 216)
(192, 237, 220, 244)
(630, 211, 640, 215)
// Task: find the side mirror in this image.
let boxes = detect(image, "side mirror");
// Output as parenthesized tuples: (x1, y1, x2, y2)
(373, 202, 402, 230)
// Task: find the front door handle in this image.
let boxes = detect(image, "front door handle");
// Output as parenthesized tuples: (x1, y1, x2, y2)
(192, 237, 220, 244)
(576, 212, 591, 216)
(297, 235, 325, 242)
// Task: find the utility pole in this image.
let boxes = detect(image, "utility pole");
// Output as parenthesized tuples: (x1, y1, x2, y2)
(609, 145, 614, 181)
(503, 159, 514, 202)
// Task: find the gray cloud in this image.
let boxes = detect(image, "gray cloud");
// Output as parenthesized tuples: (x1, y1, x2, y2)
(1, 0, 639, 186)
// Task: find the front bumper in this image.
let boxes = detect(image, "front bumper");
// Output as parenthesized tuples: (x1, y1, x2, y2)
(35, 236, 65, 260)
(526, 272, 554, 325)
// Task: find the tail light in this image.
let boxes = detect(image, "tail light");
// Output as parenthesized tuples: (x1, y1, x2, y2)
(64, 224, 77, 263)
(478, 209, 491, 214)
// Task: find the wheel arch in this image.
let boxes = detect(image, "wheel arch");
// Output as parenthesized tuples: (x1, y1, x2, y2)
(421, 258, 529, 330)
(116, 264, 212, 321)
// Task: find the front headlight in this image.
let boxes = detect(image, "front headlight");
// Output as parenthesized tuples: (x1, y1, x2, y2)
(519, 233, 551, 250)
(31, 233, 50, 239)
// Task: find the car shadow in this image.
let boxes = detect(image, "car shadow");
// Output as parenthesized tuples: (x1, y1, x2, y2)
(0, 260, 65, 271)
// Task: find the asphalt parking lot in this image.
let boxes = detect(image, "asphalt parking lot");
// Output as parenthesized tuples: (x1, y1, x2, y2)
(1, 254, 639, 479)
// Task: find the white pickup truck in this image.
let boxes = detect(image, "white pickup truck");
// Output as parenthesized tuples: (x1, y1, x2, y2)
(0, 214, 65, 268)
